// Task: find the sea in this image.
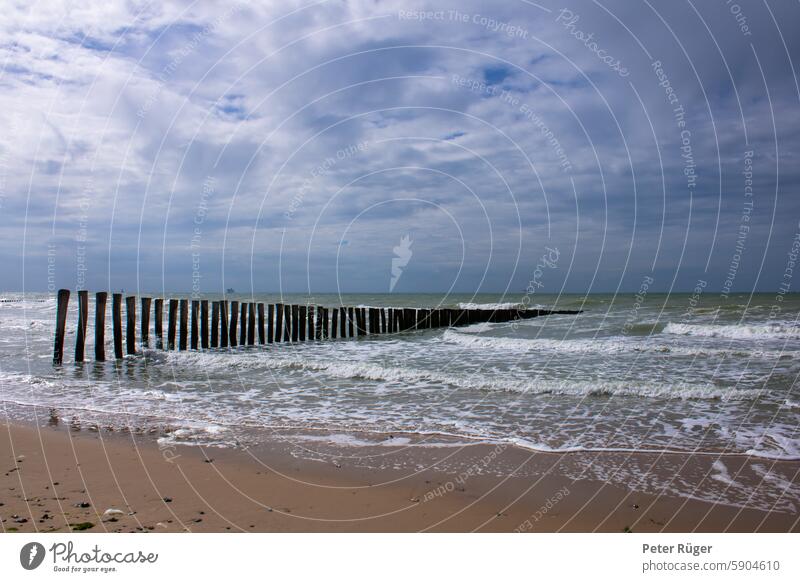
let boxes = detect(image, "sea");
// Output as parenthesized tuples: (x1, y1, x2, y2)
(2, 291, 799, 512)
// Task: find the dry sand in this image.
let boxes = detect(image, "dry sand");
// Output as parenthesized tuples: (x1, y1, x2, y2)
(1, 420, 797, 532)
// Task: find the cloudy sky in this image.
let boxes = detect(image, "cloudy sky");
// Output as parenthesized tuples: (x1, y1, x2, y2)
(1, 0, 798, 295)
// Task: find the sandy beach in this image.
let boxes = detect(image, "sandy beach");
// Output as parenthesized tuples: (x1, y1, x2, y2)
(2, 420, 797, 533)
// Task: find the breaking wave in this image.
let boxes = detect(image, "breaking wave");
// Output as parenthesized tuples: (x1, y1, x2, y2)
(663, 322, 800, 339)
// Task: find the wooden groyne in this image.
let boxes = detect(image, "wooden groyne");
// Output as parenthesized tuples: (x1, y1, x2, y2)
(50, 289, 581, 364)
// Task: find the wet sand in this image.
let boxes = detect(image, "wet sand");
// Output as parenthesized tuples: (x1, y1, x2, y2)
(1, 420, 797, 532)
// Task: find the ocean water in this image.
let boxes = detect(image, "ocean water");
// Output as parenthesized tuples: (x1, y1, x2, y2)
(2, 292, 799, 510)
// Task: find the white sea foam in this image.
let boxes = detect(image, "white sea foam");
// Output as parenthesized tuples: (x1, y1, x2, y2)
(711, 460, 736, 485)
(288, 433, 474, 448)
(745, 432, 800, 460)
(157, 348, 755, 400)
(457, 302, 546, 310)
(442, 328, 796, 358)
(292, 360, 748, 400)
(453, 322, 497, 334)
(663, 322, 800, 339)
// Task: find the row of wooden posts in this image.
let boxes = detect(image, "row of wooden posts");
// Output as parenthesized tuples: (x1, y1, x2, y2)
(52, 289, 580, 364)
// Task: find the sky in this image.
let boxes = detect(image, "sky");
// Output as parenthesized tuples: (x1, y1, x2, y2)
(0, 0, 798, 295)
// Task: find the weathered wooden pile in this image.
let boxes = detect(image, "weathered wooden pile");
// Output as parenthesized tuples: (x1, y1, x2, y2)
(52, 289, 581, 364)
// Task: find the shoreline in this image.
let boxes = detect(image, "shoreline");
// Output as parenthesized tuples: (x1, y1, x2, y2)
(2, 419, 797, 532)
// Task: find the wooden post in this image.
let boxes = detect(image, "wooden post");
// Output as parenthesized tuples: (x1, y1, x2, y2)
(322, 308, 329, 339)
(125, 296, 136, 355)
(314, 306, 322, 340)
(94, 292, 107, 362)
(372, 308, 378, 333)
(291, 305, 299, 342)
(274, 303, 283, 342)
(211, 301, 219, 348)
(340, 307, 347, 338)
(298, 305, 307, 341)
(229, 301, 238, 347)
(267, 304, 274, 344)
(179, 299, 188, 351)
(74, 290, 88, 363)
(400, 308, 410, 331)
(220, 301, 229, 348)
(331, 307, 339, 339)
(168, 299, 178, 349)
(248, 303, 255, 345)
(154, 298, 163, 349)
(380, 308, 387, 334)
(191, 300, 199, 350)
(201, 300, 209, 349)
(306, 305, 314, 340)
(113, 293, 123, 358)
(53, 289, 70, 365)
(282, 304, 291, 342)
(240, 302, 247, 346)
(345, 307, 352, 337)
(387, 308, 394, 333)
(356, 308, 365, 337)
(141, 297, 151, 348)
(257, 303, 265, 344)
